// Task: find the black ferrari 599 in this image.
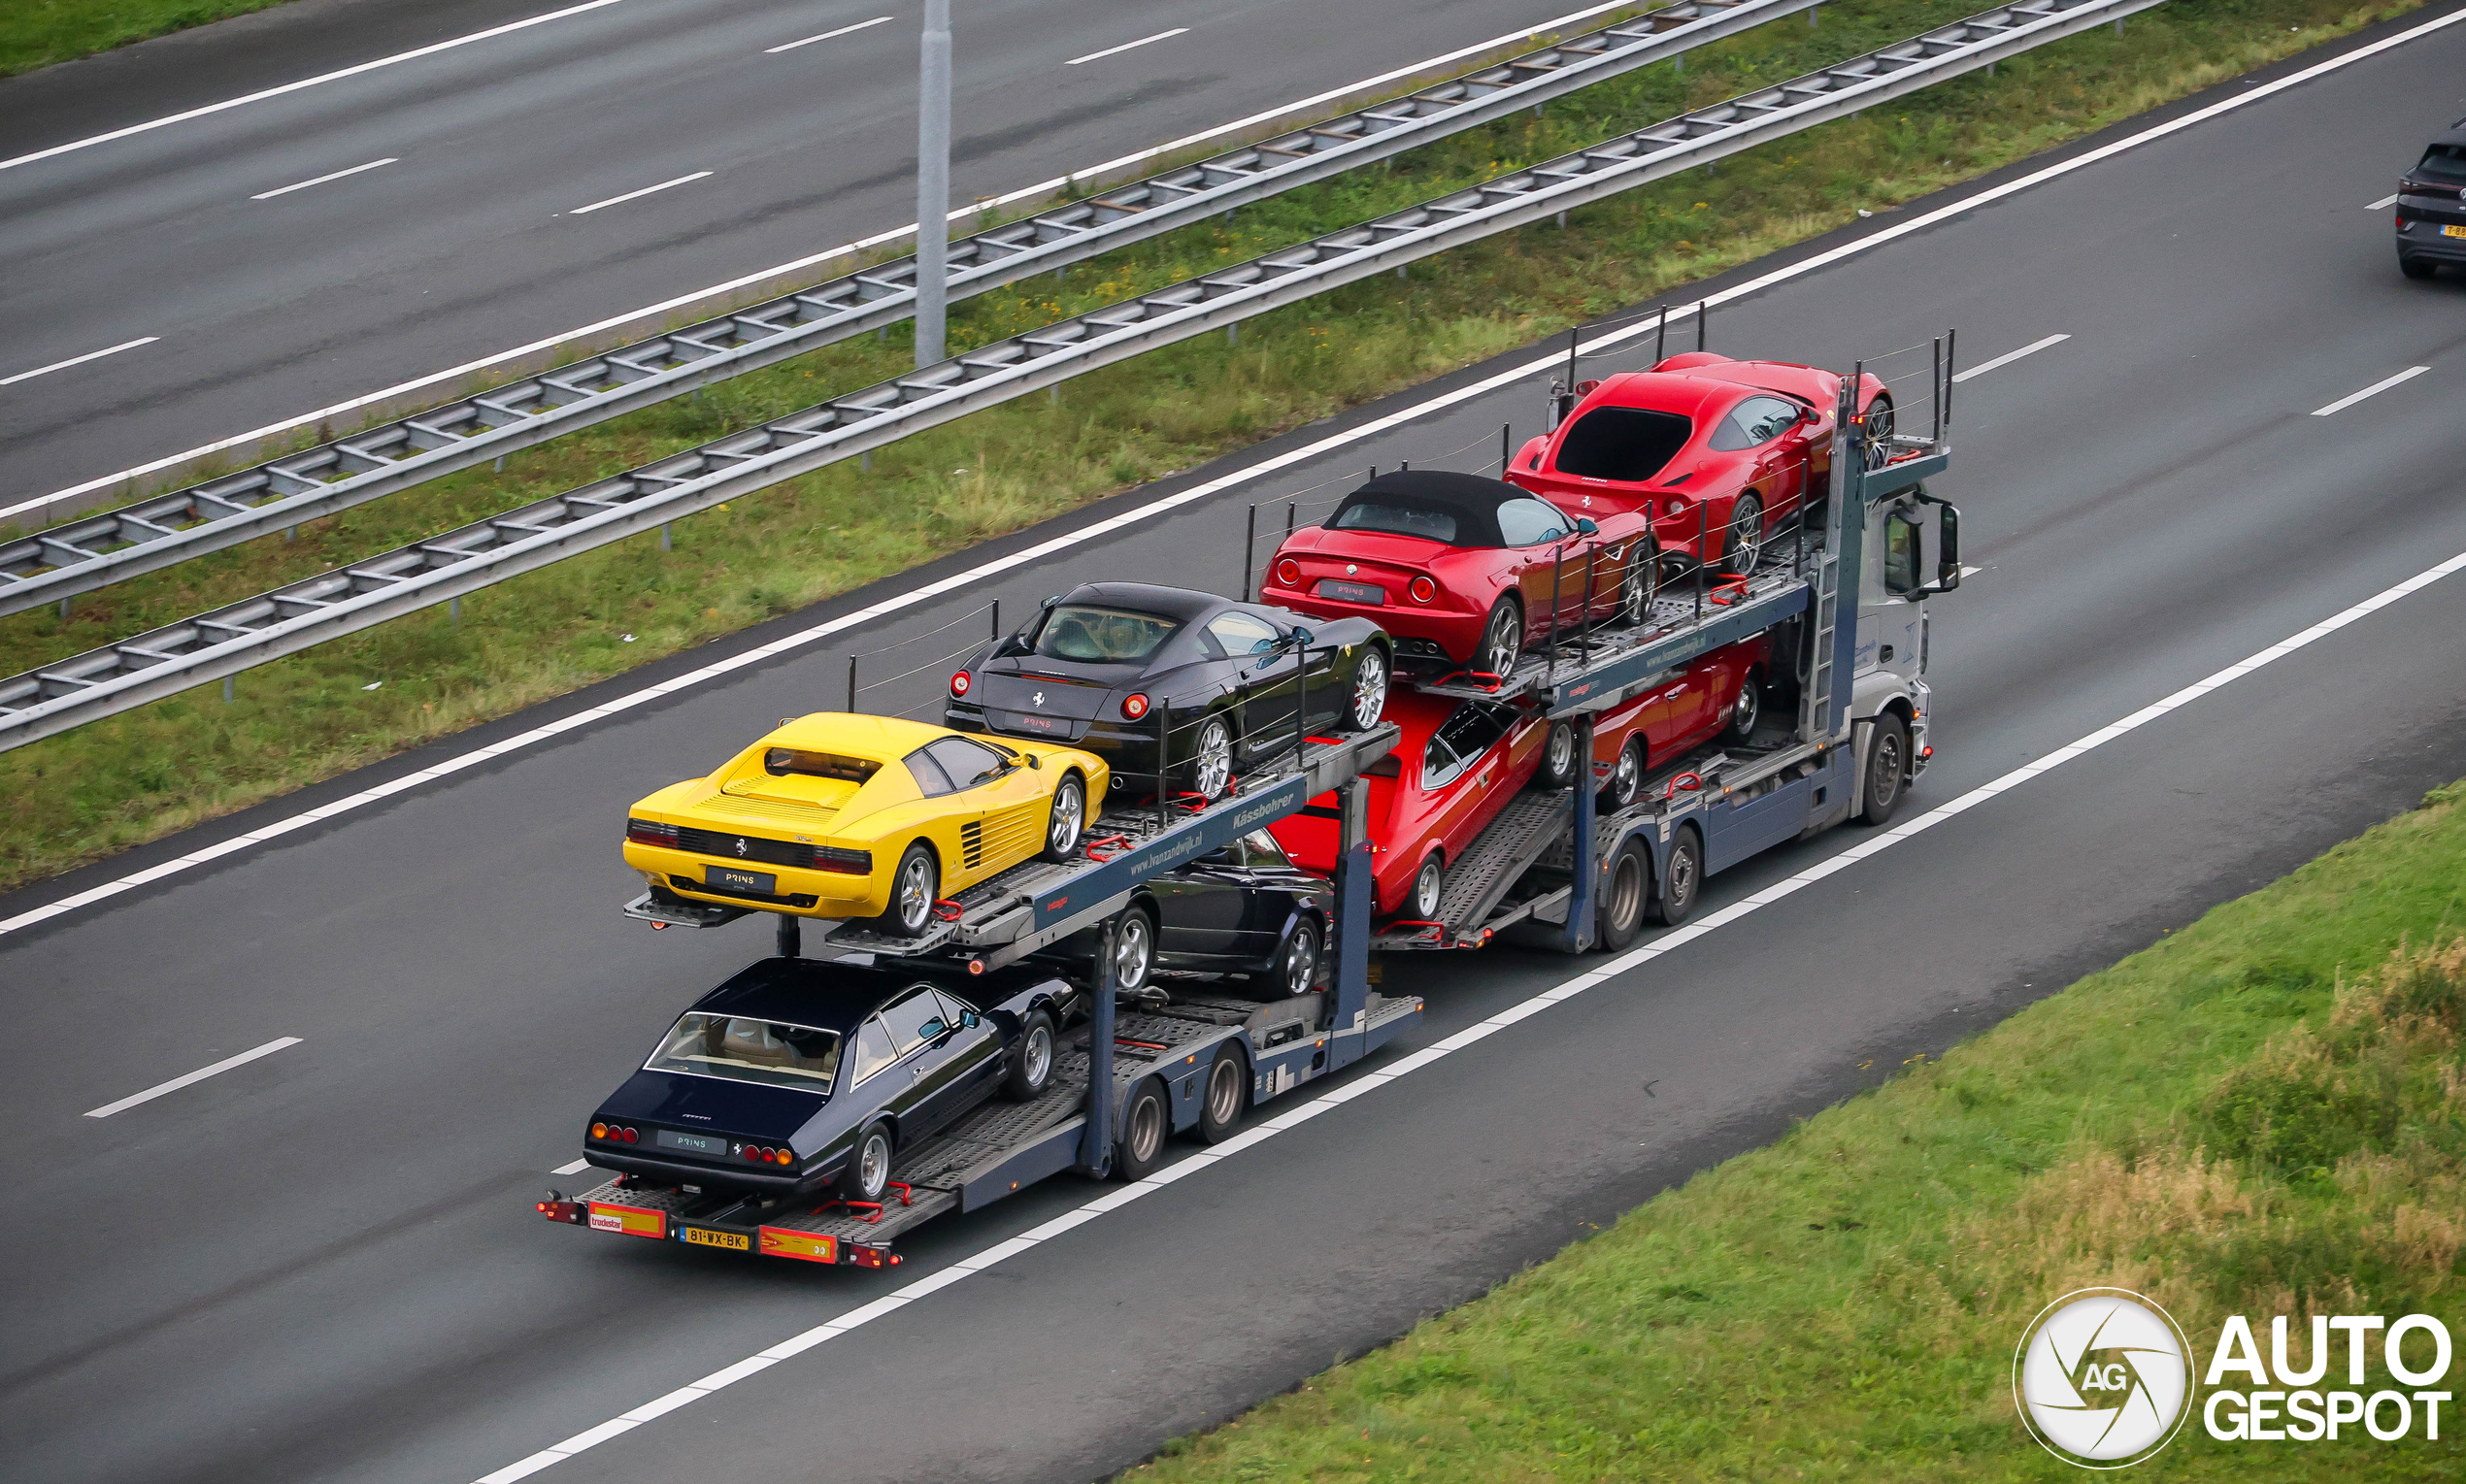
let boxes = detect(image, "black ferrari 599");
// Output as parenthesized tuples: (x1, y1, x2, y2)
(945, 583, 1391, 801)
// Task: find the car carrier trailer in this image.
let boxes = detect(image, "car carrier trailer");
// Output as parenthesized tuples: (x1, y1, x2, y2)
(542, 345, 1956, 1266)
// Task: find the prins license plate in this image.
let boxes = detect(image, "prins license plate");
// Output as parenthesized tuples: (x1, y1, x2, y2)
(683, 1226, 750, 1251)
(1314, 578, 1386, 606)
(706, 865, 777, 895)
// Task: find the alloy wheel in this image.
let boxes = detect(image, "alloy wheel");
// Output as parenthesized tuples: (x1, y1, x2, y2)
(1413, 854, 1444, 918)
(1618, 561, 1653, 626)
(1193, 717, 1234, 800)
(1113, 911, 1154, 991)
(895, 853, 935, 931)
(1350, 647, 1388, 730)
(1481, 603, 1520, 676)
(1047, 776, 1084, 854)
(1283, 921, 1319, 996)
(1728, 682, 1759, 741)
(1725, 494, 1764, 576)
(1021, 1021, 1052, 1090)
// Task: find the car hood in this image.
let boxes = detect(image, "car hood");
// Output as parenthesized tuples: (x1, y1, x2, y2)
(596, 1070, 830, 1145)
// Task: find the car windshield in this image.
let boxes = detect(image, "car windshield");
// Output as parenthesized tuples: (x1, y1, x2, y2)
(647, 1012, 841, 1094)
(1035, 605, 1179, 662)
(1330, 500, 1458, 544)
(1554, 406, 1693, 481)
(2416, 143, 2466, 181)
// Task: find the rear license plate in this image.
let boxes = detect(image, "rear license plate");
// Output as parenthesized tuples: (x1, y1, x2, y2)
(655, 1128, 729, 1157)
(1314, 578, 1386, 606)
(2446, 224, 2466, 239)
(683, 1226, 750, 1251)
(705, 865, 777, 895)
(760, 1228, 840, 1264)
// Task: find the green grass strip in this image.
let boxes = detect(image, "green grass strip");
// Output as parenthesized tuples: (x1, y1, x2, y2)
(0, 0, 2430, 894)
(1, 1, 295, 78)
(1134, 780, 2466, 1482)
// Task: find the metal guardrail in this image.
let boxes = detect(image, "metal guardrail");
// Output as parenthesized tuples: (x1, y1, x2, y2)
(0, 0, 1820, 617)
(0, 0, 2160, 752)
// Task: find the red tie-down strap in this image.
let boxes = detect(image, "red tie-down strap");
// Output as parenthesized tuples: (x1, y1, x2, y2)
(931, 899, 964, 922)
(1663, 771, 1704, 800)
(1082, 833, 1131, 863)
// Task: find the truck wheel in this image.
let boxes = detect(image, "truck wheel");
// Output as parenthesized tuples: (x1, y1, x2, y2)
(844, 1121, 893, 1204)
(1194, 1048, 1249, 1143)
(1599, 838, 1650, 951)
(1039, 772, 1086, 862)
(1859, 712, 1910, 827)
(1001, 1009, 1056, 1101)
(1535, 719, 1580, 790)
(1649, 828, 1702, 926)
(1115, 1079, 1170, 1180)
(876, 843, 938, 938)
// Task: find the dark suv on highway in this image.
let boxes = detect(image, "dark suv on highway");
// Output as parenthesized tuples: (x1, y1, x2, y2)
(2395, 117, 2466, 280)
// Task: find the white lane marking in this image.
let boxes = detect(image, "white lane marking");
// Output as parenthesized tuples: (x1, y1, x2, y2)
(250, 157, 399, 201)
(2367, 193, 2399, 209)
(0, 337, 159, 387)
(469, 544, 2466, 1484)
(551, 1158, 591, 1176)
(1950, 333, 2068, 382)
(766, 16, 893, 52)
(2311, 364, 2429, 415)
(0, 0, 630, 175)
(3, 0, 1674, 522)
(84, 1037, 303, 1118)
(9, 9, 2466, 933)
(1065, 28, 1189, 66)
(566, 172, 712, 215)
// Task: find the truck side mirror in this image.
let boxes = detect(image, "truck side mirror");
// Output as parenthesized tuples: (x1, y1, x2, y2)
(1912, 500, 1962, 596)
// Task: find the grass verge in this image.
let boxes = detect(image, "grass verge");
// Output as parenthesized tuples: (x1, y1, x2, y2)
(1, 0, 295, 77)
(0, 0, 2431, 895)
(1136, 781, 2466, 1482)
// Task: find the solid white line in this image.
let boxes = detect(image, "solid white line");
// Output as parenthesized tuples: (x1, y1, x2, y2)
(551, 1158, 592, 1176)
(83, 1037, 303, 1118)
(0, 0, 630, 175)
(1950, 332, 2069, 382)
(3, 0, 1663, 522)
(468, 544, 2466, 1483)
(7, 7, 2464, 932)
(2367, 193, 2399, 209)
(250, 157, 399, 201)
(1065, 28, 1189, 66)
(766, 16, 893, 52)
(0, 337, 159, 387)
(2311, 364, 2429, 415)
(566, 172, 711, 215)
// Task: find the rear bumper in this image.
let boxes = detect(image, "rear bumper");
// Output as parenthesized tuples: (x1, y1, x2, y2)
(621, 841, 883, 919)
(1259, 582, 1482, 665)
(2397, 212, 2466, 261)
(587, 1148, 837, 1197)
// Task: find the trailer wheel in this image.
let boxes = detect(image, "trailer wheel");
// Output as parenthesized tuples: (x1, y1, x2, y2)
(1001, 1009, 1056, 1101)
(1859, 712, 1909, 827)
(845, 1121, 893, 1204)
(1194, 1048, 1250, 1143)
(876, 843, 938, 938)
(1599, 838, 1650, 951)
(1649, 827, 1702, 926)
(1115, 1079, 1170, 1180)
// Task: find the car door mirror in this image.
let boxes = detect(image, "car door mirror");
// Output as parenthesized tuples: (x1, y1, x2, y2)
(1575, 517, 1599, 536)
(916, 1017, 948, 1041)
(959, 1009, 980, 1030)
(1286, 625, 1315, 647)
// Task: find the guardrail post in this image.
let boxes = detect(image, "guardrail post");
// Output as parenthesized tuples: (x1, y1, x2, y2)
(1564, 711, 1597, 952)
(1077, 914, 1118, 1175)
(1330, 777, 1372, 1048)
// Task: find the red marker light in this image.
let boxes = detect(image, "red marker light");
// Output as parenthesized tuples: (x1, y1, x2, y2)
(620, 1127, 638, 1144)
(1274, 558, 1302, 588)
(1121, 693, 1150, 720)
(950, 671, 971, 697)
(1408, 576, 1436, 604)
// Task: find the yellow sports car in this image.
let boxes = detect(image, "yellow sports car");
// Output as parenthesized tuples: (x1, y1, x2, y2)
(624, 713, 1110, 934)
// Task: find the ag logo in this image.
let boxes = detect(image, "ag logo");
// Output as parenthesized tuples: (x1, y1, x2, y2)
(2015, 1288, 2194, 1468)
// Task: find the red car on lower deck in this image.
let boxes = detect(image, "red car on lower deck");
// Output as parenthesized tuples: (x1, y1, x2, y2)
(1580, 634, 1774, 811)
(1269, 688, 1548, 921)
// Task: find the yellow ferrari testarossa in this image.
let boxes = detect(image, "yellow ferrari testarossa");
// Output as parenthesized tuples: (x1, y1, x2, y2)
(624, 713, 1110, 934)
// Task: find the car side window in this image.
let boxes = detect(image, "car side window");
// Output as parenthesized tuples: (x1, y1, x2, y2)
(924, 736, 1009, 790)
(878, 987, 947, 1054)
(850, 1014, 899, 1084)
(1495, 498, 1573, 547)
(1710, 396, 1802, 450)
(1242, 830, 1290, 868)
(1206, 610, 1283, 657)
(929, 989, 979, 1032)
(1435, 702, 1512, 769)
(904, 747, 955, 796)
(1422, 733, 1467, 791)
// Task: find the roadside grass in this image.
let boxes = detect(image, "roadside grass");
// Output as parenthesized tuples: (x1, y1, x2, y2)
(1135, 781, 2466, 1482)
(0, 0, 2429, 894)
(0, 0, 294, 77)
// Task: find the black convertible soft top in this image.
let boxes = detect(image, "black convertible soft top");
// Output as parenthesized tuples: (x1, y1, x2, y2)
(1327, 470, 1533, 548)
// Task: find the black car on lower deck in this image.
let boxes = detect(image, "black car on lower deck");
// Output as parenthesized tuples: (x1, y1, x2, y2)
(1049, 828, 1336, 1000)
(945, 582, 1391, 802)
(2396, 118, 2466, 279)
(582, 959, 1082, 1205)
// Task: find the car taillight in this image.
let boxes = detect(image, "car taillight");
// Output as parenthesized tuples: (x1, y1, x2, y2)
(626, 818, 678, 847)
(1121, 693, 1150, 720)
(775, 1148, 793, 1166)
(620, 1127, 638, 1143)
(812, 845, 871, 874)
(1667, 500, 1685, 516)
(1274, 558, 1302, 588)
(950, 671, 971, 697)
(590, 1122, 610, 1139)
(1409, 576, 1437, 604)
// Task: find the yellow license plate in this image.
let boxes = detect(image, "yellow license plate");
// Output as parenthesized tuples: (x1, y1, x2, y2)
(2445, 224, 2466, 239)
(683, 1226, 750, 1250)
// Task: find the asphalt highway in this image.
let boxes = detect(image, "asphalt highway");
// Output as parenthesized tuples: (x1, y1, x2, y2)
(4, 14, 2465, 1484)
(0, 0, 1638, 520)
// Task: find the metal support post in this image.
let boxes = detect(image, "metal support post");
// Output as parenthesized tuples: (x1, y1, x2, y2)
(1580, 545, 1597, 662)
(1545, 544, 1563, 676)
(1654, 303, 1668, 365)
(1943, 327, 1958, 435)
(222, 676, 234, 704)
(1293, 638, 1311, 756)
(1694, 504, 1707, 623)
(1077, 914, 1118, 1174)
(915, 0, 952, 370)
(659, 523, 672, 551)
(989, 599, 1000, 642)
(1696, 299, 1708, 351)
(449, 595, 461, 628)
(1155, 704, 1170, 830)
(1564, 711, 1597, 951)
(1285, 503, 1297, 544)
(1931, 337, 1943, 446)
(846, 655, 858, 711)
(775, 912, 801, 959)
(1824, 372, 1864, 742)
(1329, 778, 1373, 1045)
(1500, 422, 1512, 474)
(1241, 504, 1257, 599)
